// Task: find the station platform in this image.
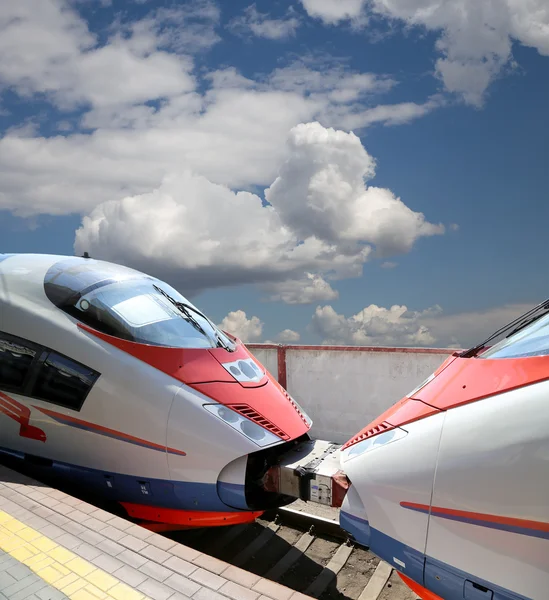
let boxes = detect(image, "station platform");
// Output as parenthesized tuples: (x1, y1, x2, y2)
(0, 465, 311, 600)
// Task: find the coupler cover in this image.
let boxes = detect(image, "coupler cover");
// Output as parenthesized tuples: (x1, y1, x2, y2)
(262, 439, 350, 507)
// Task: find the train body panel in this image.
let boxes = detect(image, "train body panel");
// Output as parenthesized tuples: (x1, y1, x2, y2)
(423, 382, 549, 600)
(339, 302, 549, 600)
(341, 414, 446, 583)
(0, 253, 312, 527)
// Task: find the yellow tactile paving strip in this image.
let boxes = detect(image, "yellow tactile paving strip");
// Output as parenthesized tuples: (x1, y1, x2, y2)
(0, 510, 150, 600)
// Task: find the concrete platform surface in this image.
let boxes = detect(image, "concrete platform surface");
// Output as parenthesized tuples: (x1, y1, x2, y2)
(0, 465, 312, 600)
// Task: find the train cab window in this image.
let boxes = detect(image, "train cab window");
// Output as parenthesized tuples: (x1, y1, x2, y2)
(0, 335, 37, 392)
(44, 257, 235, 350)
(31, 352, 99, 410)
(479, 312, 549, 359)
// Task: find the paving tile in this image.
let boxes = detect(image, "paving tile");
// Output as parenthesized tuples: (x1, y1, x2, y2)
(192, 555, 228, 575)
(192, 588, 229, 600)
(163, 573, 201, 597)
(81, 517, 108, 533)
(169, 544, 201, 563)
(119, 534, 148, 553)
(140, 560, 173, 582)
(73, 542, 103, 562)
(252, 579, 293, 600)
(55, 532, 82, 550)
(40, 525, 65, 540)
(188, 568, 226, 591)
(91, 553, 125, 574)
(7, 562, 32, 580)
(138, 577, 179, 600)
(36, 587, 68, 600)
(100, 526, 126, 542)
(289, 593, 314, 600)
(125, 525, 153, 541)
(87, 509, 112, 523)
(79, 530, 104, 546)
(0, 571, 18, 590)
(219, 580, 260, 600)
(105, 516, 132, 531)
(139, 544, 171, 564)
(163, 555, 197, 577)
(220, 565, 261, 588)
(117, 548, 148, 569)
(147, 536, 176, 551)
(112, 564, 148, 587)
(10, 580, 53, 600)
(96, 539, 125, 556)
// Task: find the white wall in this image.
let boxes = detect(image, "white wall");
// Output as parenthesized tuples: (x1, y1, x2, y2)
(248, 345, 454, 444)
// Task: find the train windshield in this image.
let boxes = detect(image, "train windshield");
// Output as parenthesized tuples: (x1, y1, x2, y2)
(462, 298, 549, 359)
(44, 258, 236, 350)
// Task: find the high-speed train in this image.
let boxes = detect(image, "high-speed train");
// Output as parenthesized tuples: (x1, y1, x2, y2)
(0, 253, 314, 528)
(338, 301, 549, 600)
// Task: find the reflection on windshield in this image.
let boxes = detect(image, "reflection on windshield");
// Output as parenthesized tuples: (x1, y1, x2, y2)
(72, 280, 232, 349)
(479, 312, 549, 359)
(44, 258, 235, 350)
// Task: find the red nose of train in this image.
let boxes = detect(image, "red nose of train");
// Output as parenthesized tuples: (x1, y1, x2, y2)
(79, 324, 311, 441)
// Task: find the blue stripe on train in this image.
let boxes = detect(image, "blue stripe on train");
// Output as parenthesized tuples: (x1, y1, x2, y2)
(217, 481, 249, 510)
(340, 510, 531, 600)
(0, 445, 246, 513)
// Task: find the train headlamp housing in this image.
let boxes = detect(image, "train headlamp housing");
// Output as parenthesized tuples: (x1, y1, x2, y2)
(203, 404, 281, 447)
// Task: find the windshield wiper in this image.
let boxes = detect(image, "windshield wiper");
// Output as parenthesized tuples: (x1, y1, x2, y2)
(461, 298, 549, 358)
(153, 285, 232, 351)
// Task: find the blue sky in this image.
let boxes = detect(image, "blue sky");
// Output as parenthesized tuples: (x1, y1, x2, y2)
(0, 0, 547, 347)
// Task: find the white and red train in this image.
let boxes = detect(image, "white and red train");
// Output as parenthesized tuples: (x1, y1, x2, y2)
(337, 301, 549, 599)
(1, 252, 548, 600)
(0, 253, 313, 528)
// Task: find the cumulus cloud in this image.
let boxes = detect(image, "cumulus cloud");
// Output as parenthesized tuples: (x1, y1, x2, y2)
(299, 0, 549, 105)
(276, 329, 301, 343)
(311, 304, 439, 346)
(262, 274, 339, 305)
(218, 310, 263, 342)
(310, 302, 533, 348)
(228, 5, 301, 40)
(74, 122, 444, 297)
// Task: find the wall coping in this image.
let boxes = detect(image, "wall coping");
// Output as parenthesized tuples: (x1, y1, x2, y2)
(247, 343, 460, 355)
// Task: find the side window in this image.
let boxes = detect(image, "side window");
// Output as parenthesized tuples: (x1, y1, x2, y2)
(0, 335, 37, 392)
(32, 352, 99, 411)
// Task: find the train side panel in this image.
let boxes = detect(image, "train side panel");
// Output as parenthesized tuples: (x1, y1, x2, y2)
(340, 412, 446, 584)
(423, 382, 549, 600)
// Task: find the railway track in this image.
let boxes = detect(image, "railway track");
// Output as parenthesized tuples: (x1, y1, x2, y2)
(166, 507, 420, 600)
(1, 457, 420, 600)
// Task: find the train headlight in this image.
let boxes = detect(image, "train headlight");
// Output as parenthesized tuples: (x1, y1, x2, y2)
(203, 404, 281, 447)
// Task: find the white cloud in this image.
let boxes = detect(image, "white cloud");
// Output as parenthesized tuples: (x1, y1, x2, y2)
(381, 261, 397, 269)
(311, 304, 439, 346)
(299, 0, 549, 105)
(74, 122, 444, 297)
(276, 329, 301, 343)
(262, 273, 339, 305)
(310, 302, 533, 348)
(228, 5, 301, 40)
(218, 310, 263, 342)
(299, 0, 365, 25)
(0, 3, 438, 219)
(265, 122, 444, 256)
(267, 57, 396, 101)
(0, 2, 196, 111)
